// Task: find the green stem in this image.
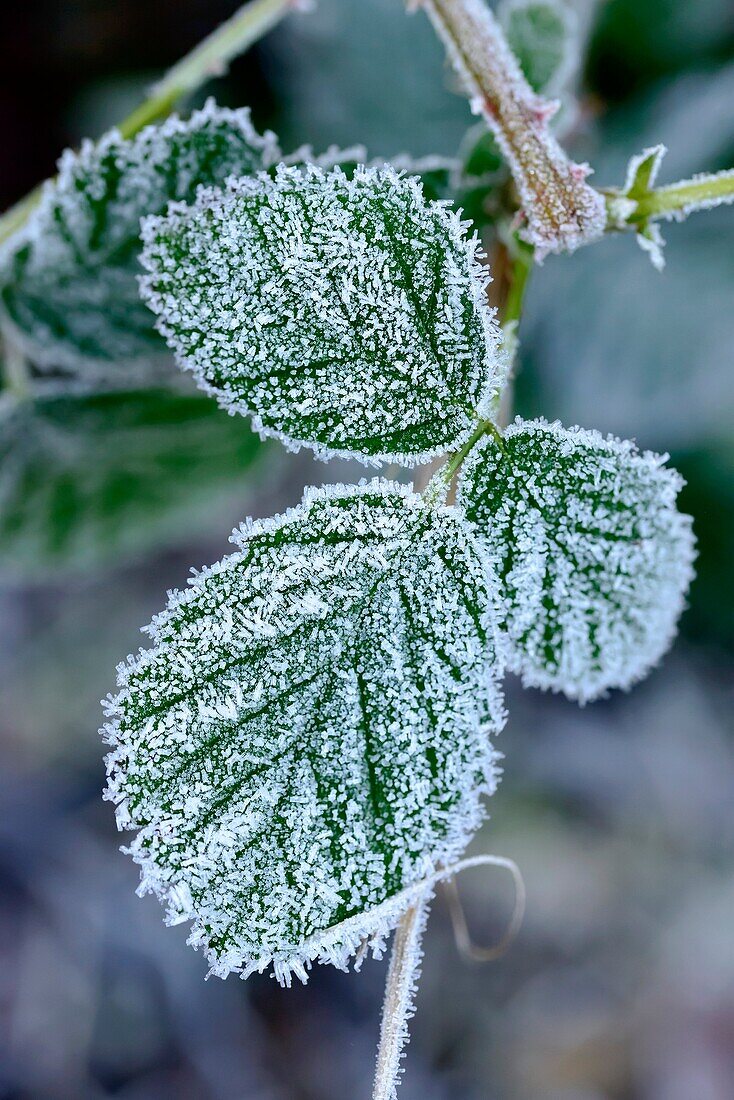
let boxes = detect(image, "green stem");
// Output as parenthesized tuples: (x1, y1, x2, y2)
(0, 0, 299, 246)
(424, 241, 532, 502)
(502, 239, 533, 331)
(633, 169, 734, 221)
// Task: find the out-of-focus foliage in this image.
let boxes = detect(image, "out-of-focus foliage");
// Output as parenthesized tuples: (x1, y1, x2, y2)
(588, 0, 734, 99)
(262, 0, 471, 158)
(0, 103, 278, 376)
(499, 0, 578, 96)
(0, 387, 264, 577)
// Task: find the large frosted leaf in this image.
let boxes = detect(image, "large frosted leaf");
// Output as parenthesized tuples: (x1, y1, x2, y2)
(0, 101, 279, 378)
(0, 388, 264, 576)
(458, 419, 695, 702)
(102, 481, 505, 983)
(139, 164, 504, 466)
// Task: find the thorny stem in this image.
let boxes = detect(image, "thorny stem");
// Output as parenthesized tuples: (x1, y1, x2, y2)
(410, 0, 605, 257)
(0, 0, 303, 247)
(373, 893, 431, 1100)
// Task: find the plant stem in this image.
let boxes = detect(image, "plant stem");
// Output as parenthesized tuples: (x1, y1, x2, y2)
(423, 238, 532, 501)
(633, 169, 734, 221)
(411, 0, 605, 256)
(373, 893, 431, 1100)
(1, 334, 31, 399)
(0, 0, 300, 247)
(502, 237, 533, 331)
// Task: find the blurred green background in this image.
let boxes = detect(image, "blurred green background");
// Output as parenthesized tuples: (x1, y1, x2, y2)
(1, 2, 733, 1097)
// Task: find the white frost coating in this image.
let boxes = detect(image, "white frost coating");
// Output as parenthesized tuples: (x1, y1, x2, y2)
(139, 163, 505, 466)
(0, 99, 280, 375)
(413, 0, 606, 258)
(457, 418, 696, 702)
(102, 480, 506, 984)
(373, 891, 431, 1100)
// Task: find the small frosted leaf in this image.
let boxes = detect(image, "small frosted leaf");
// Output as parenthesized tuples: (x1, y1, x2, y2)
(499, 0, 579, 95)
(103, 481, 505, 984)
(0, 101, 279, 375)
(610, 145, 734, 270)
(139, 164, 505, 466)
(457, 418, 696, 702)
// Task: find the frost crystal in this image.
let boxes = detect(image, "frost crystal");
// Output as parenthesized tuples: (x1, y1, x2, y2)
(0, 101, 279, 375)
(139, 164, 504, 466)
(102, 481, 505, 984)
(414, 0, 606, 258)
(457, 418, 696, 702)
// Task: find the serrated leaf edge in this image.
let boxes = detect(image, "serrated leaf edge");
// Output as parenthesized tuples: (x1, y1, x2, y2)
(102, 478, 505, 984)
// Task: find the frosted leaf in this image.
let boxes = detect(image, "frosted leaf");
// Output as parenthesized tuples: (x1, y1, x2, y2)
(102, 481, 505, 984)
(0, 388, 265, 578)
(457, 418, 696, 702)
(499, 0, 579, 96)
(414, 0, 606, 258)
(139, 164, 504, 466)
(0, 101, 279, 376)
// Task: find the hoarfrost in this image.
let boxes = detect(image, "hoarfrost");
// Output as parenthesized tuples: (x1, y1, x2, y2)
(102, 480, 506, 984)
(414, 0, 606, 258)
(139, 164, 505, 466)
(457, 418, 696, 702)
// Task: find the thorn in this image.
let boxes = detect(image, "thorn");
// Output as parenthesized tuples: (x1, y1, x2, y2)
(530, 97, 559, 126)
(570, 161, 593, 182)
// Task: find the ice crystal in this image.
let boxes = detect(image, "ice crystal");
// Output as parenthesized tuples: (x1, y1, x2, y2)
(414, 0, 606, 258)
(139, 164, 504, 466)
(102, 481, 505, 984)
(499, 0, 579, 96)
(0, 101, 279, 375)
(458, 418, 696, 702)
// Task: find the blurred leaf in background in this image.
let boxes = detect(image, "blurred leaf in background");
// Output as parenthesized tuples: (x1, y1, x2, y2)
(0, 387, 266, 579)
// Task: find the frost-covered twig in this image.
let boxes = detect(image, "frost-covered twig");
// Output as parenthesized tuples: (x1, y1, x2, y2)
(373, 893, 431, 1100)
(0, 0, 307, 246)
(372, 855, 525, 1099)
(410, 0, 605, 258)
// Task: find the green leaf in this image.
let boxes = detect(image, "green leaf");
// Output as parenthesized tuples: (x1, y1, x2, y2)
(102, 481, 505, 983)
(499, 0, 579, 95)
(0, 387, 264, 576)
(140, 164, 505, 466)
(457, 419, 695, 702)
(0, 101, 279, 377)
